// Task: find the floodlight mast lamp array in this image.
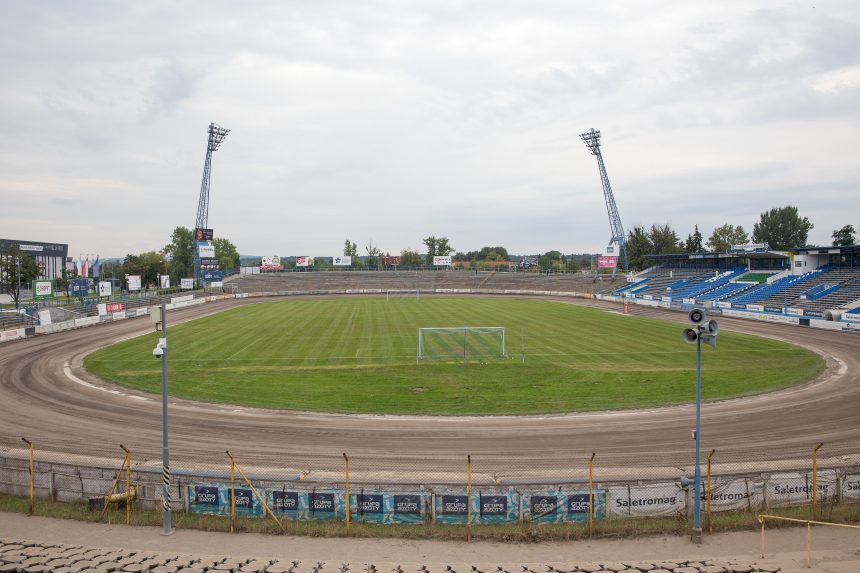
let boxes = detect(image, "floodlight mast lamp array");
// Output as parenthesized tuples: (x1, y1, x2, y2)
(580, 128, 628, 275)
(682, 308, 718, 544)
(193, 122, 229, 284)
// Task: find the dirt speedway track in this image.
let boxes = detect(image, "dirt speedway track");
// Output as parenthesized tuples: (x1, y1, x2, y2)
(1, 295, 859, 478)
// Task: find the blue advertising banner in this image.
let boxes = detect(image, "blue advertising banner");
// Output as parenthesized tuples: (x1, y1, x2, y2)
(70, 278, 89, 297)
(202, 271, 224, 281)
(349, 491, 427, 524)
(264, 488, 347, 521)
(521, 489, 606, 524)
(433, 490, 520, 525)
(188, 483, 264, 517)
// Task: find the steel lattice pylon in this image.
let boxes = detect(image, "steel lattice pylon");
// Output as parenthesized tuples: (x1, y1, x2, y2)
(194, 123, 230, 231)
(580, 128, 628, 275)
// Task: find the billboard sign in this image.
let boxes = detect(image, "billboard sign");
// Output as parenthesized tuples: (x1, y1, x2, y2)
(127, 275, 141, 291)
(198, 244, 216, 258)
(159, 275, 170, 289)
(199, 257, 220, 271)
(33, 280, 54, 300)
(180, 278, 194, 290)
(333, 256, 351, 266)
(433, 255, 452, 266)
(70, 278, 89, 297)
(382, 256, 400, 266)
(260, 256, 283, 271)
(202, 271, 224, 281)
(194, 228, 214, 241)
(296, 256, 314, 267)
(98, 281, 112, 297)
(519, 256, 538, 268)
(598, 256, 618, 269)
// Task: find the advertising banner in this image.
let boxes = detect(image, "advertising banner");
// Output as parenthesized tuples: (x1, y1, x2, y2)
(296, 256, 314, 267)
(519, 256, 538, 268)
(607, 483, 685, 517)
(766, 471, 838, 507)
(199, 257, 220, 271)
(70, 278, 89, 297)
(842, 473, 860, 500)
(433, 256, 452, 266)
(202, 271, 224, 282)
(180, 278, 194, 290)
(159, 275, 170, 289)
(97, 303, 123, 316)
(349, 491, 427, 524)
(260, 256, 283, 271)
(521, 489, 606, 524)
(598, 256, 618, 269)
(264, 488, 346, 521)
(33, 280, 54, 300)
(188, 483, 263, 517)
(127, 276, 141, 291)
(433, 490, 520, 525)
(382, 256, 400, 266)
(194, 228, 214, 241)
(333, 256, 351, 266)
(702, 477, 764, 512)
(98, 281, 112, 297)
(198, 243, 216, 258)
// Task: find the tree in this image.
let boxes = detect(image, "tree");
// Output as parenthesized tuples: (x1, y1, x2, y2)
(123, 252, 166, 288)
(422, 235, 453, 265)
(649, 223, 683, 254)
(365, 239, 382, 269)
(0, 249, 41, 307)
(625, 226, 653, 271)
(400, 249, 423, 268)
(706, 224, 749, 252)
(832, 224, 856, 246)
(752, 206, 814, 250)
(684, 225, 704, 253)
(212, 237, 240, 271)
(344, 239, 358, 257)
(162, 226, 194, 281)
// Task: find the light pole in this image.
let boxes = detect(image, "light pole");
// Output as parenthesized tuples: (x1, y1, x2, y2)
(152, 301, 173, 535)
(682, 308, 718, 544)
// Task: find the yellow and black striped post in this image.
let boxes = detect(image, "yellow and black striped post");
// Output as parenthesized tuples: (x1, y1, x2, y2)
(589, 452, 595, 537)
(343, 453, 350, 531)
(812, 442, 823, 519)
(467, 454, 472, 542)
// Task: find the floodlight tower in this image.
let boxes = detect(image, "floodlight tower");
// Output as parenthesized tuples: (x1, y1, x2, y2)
(580, 128, 628, 277)
(193, 123, 229, 284)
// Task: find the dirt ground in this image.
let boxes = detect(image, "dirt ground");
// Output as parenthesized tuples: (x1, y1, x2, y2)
(1, 512, 857, 568)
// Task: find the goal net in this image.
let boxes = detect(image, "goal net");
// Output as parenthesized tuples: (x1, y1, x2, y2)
(417, 327, 506, 362)
(385, 289, 420, 300)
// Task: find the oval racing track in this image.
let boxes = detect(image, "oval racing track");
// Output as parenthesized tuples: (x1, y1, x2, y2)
(1, 295, 859, 478)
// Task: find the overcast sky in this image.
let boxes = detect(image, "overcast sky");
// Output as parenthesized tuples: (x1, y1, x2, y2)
(1, 1, 859, 258)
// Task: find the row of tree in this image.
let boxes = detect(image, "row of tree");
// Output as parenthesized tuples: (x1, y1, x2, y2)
(625, 206, 856, 271)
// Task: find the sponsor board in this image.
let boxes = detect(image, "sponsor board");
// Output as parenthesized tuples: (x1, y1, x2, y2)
(382, 256, 400, 266)
(786, 308, 804, 316)
(716, 301, 731, 309)
(159, 275, 170, 289)
(112, 311, 126, 320)
(198, 243, 216, 258)
(127, 275, 141, 291)
(522, 489, 606, 524)
(764, 305, 783, 314)
(842, 473, 860, 500)
(701, 477, 764, 511)
(1, 329, 23, 342)
(608, 483, 685, 517)
(296, 256, 314, 267)
(433, 256, 452, 266)
(180, 278, 195, 290)
(598, 256, 617, 269)
(746, 304, 764, 312)
(98, 281, 112, 297)
(70, 278, 89, 297)
(187, 483, 262, 517)
(260, 256, 283, 271)
(33, 280, 54, 300)
(434, 491, 520, 525)
(171, 295, 194, 304)
(194, 228, 214, 241)
(98, 303, 123, 316)
(199, 257, 220, 271)
(333, 256, 351, 266)
(519, 256, 538, 268)
(349, 492, 426, 524)
(731, 303, 747, 310)
(766, 471, 837, 507)
(803, 309, 824, 318)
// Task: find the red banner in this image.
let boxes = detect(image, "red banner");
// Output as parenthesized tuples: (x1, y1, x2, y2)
(382, 256, 400, 266)
(598, 256, 617, 269)
(106, 303, 123, 313)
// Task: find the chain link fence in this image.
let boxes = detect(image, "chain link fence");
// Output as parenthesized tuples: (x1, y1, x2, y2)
(2, 436, 858, 532)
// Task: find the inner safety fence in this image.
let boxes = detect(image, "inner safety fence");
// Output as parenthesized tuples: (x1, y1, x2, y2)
(1, 437, 858, 531)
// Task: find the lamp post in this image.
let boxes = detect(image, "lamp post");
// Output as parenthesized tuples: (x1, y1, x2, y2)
(682, 308, 718, 544)
(152, 301, 173, 535)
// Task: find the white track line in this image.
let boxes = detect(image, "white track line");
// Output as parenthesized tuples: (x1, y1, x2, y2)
(63, 362, 150, 401)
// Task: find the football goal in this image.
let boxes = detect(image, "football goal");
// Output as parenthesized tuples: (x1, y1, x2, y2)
(417, 327, 506, 363)
(386, 289, 420, 300)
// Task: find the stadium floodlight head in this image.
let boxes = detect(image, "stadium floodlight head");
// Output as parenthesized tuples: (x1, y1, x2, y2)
(207, 123, 230, 152)
(580, 128, 602, 156)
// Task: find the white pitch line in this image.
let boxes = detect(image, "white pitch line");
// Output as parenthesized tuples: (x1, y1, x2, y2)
(63, 362, 151, 401)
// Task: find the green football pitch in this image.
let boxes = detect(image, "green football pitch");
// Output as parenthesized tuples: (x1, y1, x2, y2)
(84, 297, 824, 415)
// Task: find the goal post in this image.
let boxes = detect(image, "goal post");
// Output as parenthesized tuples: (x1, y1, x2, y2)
(417, 327, 506, 363)
(386, 289, 420, 301)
